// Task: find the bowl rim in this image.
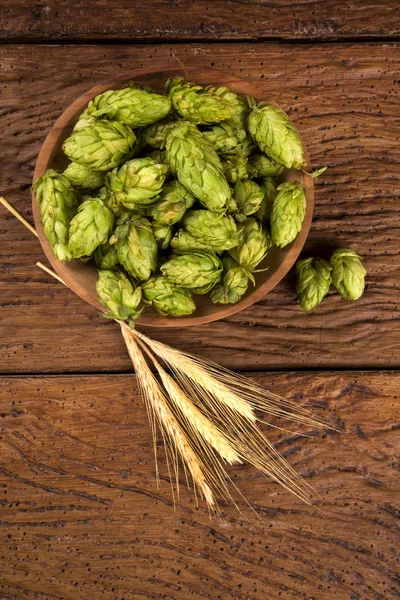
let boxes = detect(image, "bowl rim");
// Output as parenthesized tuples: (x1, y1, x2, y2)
(32, 64, 314, 327)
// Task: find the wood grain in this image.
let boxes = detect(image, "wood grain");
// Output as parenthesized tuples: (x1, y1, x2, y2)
(1, 43, 399, 372)
(0, 371, 398, 599)
(0, 0, 399, 42)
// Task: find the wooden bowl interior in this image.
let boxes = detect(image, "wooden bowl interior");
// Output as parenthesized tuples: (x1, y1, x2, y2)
(32, 66, 314, 327)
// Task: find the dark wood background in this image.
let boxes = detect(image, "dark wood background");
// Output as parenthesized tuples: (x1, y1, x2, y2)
(0, 2, 399, 599)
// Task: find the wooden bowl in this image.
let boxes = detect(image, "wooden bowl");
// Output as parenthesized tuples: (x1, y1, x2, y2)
(32, 66, 313, 328)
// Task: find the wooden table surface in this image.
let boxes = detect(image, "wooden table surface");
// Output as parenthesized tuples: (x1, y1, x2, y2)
(0, 2, 399, 599)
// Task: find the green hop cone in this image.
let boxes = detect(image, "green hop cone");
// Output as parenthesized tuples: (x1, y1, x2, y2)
(110, 215, 157, 281)
(142, 118, 177, 149)
(270, 181, 306, 248)
(142, 277, 196, 317)
(85, 84, 171, 128)
(149, 198, 185, 226)
(233, 179, 264, 222)
(229, 218, 271, 280)
(98, 185, 143, 219)
(182, 210, 239, 251)
(164, 180, 195, 209)
(68, 198, 115, 258)
(152, 222, 173, 250)
(107, 157, 168, 209)
(247, 100, 306, 169)
(203, 87, 254, 156)
(248, 153, 284, 178)
(296, 257, 332, 311)
(63, 120, 137, 171)
(165, 121, 231, 212)
(149, 180, 195, 226)
(210, 256, 249, 305)
(147, 149, 172, 179)
(330, 248, 366, 300)
(96, 269, 142, 326)
(33, 169, 79, 261)
(227, 196, 238, 214)
(160, 252, 223, 294)
(63, 162, 105, 190)
(98, 186, 127, 218)
(203, 122, 243, 155)
(166, 77, 236, 124)
(256, 177, 277, 222)
(73, 113, 96, 131)
(206, 86, 249, 129)
(147, 149, 167, 164)
(203, 122, 254, 157)
(95, 241, 119, 269)
(221, 154, 255, 184)
(170, 230, 217, 253)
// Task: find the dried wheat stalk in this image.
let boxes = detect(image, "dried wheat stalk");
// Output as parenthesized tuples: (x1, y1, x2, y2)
(121, 324, 216, 508)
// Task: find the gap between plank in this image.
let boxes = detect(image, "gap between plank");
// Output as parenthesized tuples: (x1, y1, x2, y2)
(1, 36, 400, 45)
(0, 366, 398, 378)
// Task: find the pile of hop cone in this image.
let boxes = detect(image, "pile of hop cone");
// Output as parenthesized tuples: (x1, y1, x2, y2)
(33, 77, 317, 326)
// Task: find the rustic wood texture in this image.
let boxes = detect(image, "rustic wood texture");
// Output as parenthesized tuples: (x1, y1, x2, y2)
(0, 371, 398, 599)
(1, 43, 399, 373)
(0, 0, 399, 42)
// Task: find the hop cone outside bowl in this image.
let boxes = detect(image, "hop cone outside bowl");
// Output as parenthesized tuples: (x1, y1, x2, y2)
(296, 257, 332, 311)
(331, 248, 366, 300)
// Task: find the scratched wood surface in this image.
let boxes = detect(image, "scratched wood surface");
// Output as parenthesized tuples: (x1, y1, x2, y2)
(0, 371, 398, 599)
(1, 8, 399, 598)
(1, 43, 399, 373)
(0, 0, 399, 42)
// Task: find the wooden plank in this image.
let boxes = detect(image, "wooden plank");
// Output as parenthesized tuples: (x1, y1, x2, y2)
(1, 43, 399, 373)
(0, 371, 398, 599)
(0, 0, 399, 42)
